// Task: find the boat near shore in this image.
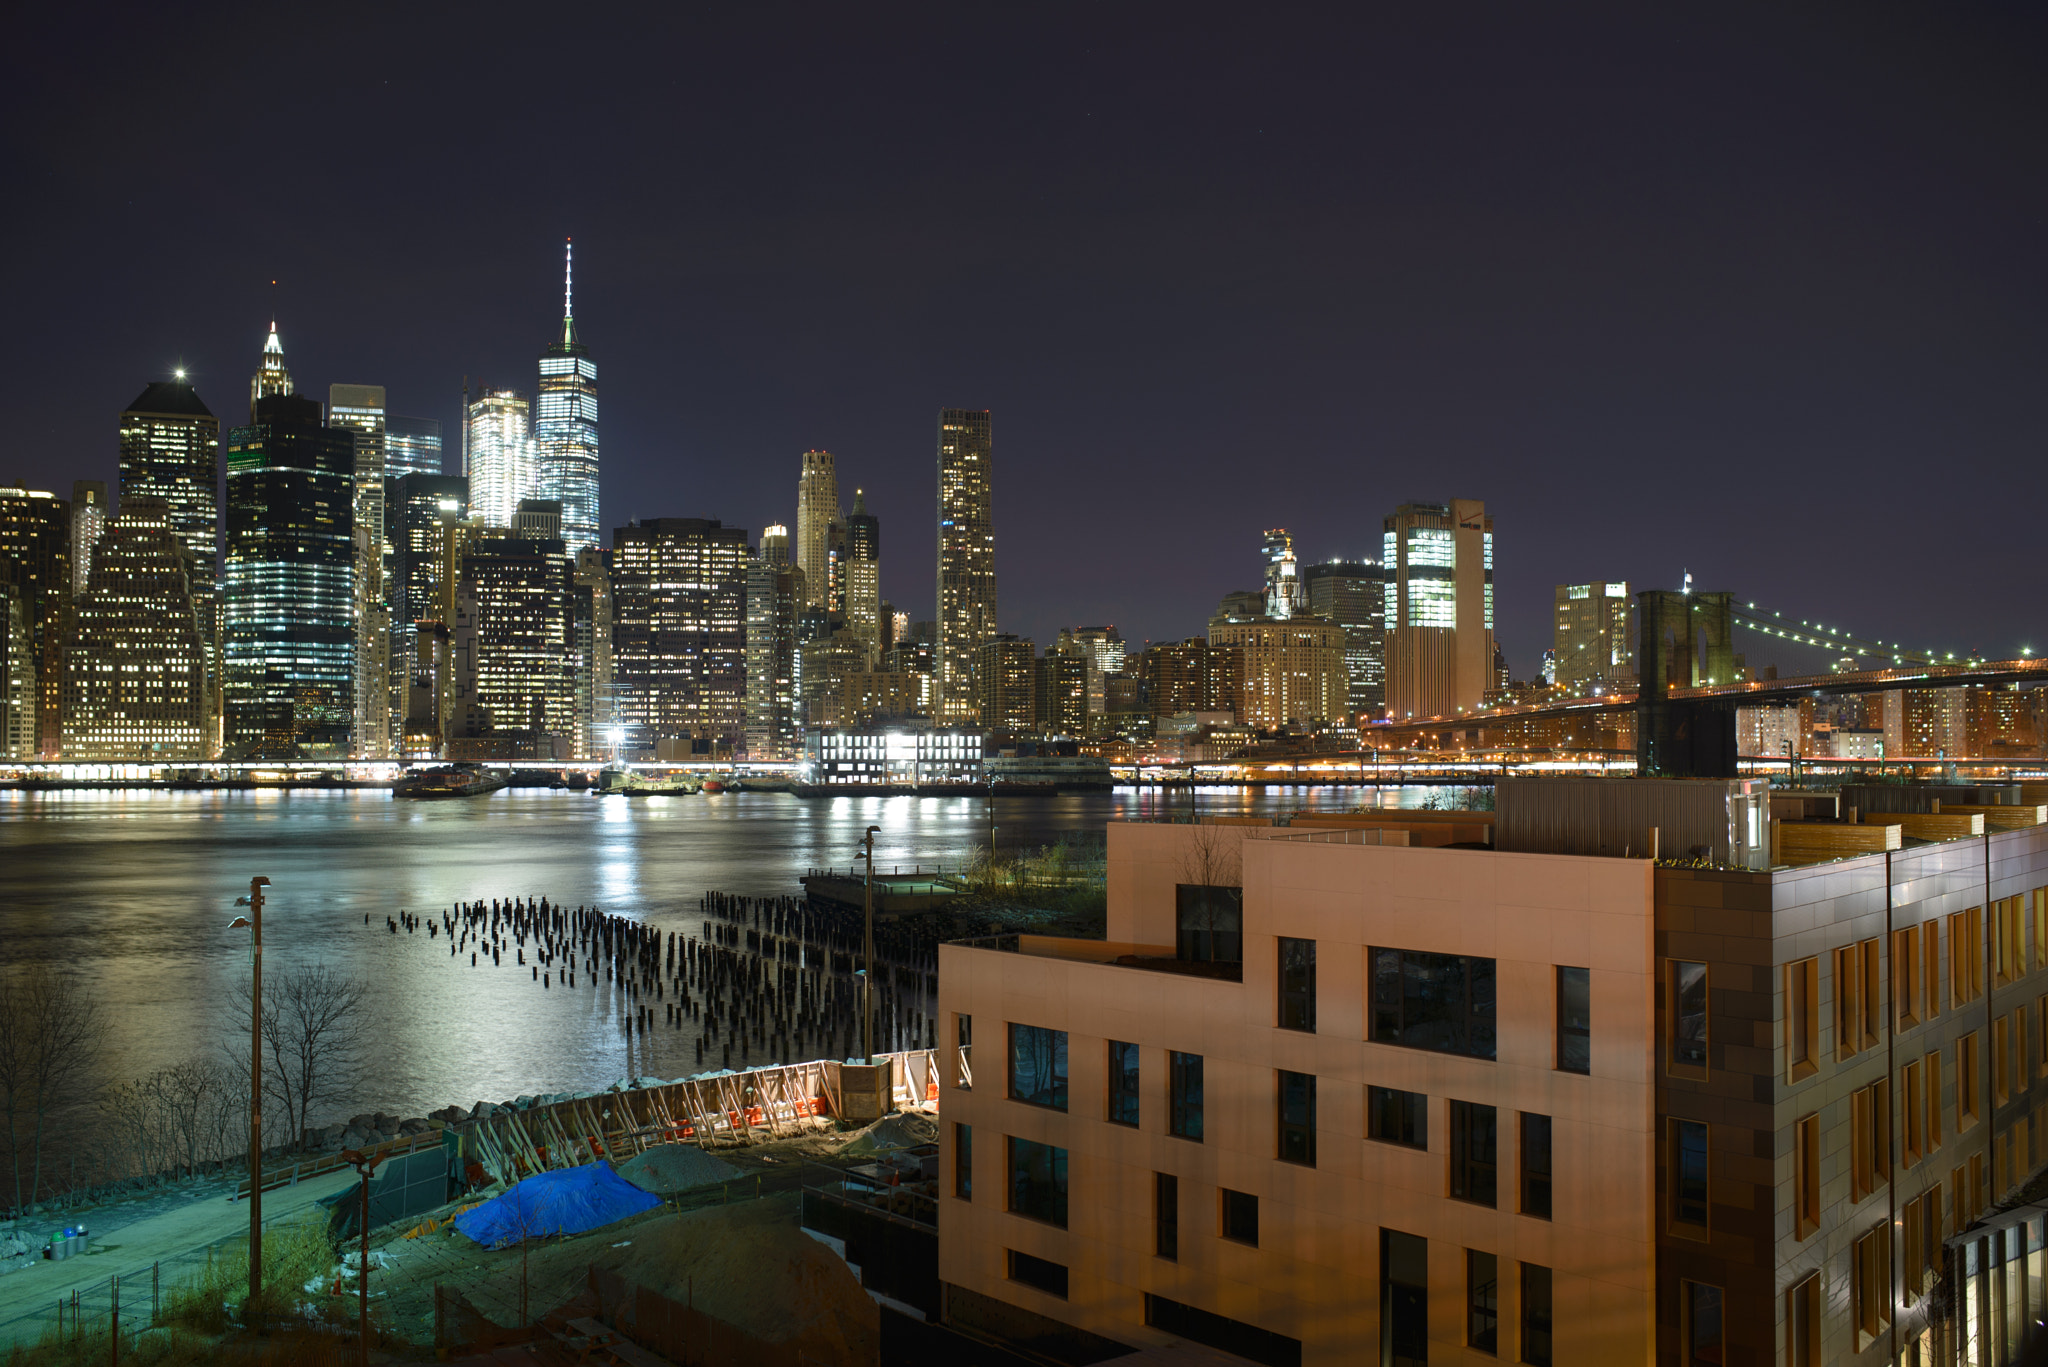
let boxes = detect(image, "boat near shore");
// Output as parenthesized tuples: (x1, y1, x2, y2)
(392, 765, 510, 799)
(595, 768, 700, 796)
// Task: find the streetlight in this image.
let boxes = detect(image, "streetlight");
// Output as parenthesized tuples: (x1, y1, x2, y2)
(227, 875, 271, 1317)
(855, 825, 879, 1064)
(340, 1148, 384, 1366)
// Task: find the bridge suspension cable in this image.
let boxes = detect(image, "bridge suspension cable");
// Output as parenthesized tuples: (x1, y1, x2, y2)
(1726, 601, 1951, 668)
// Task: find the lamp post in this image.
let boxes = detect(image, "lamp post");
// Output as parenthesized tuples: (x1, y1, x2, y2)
(340, 1148, 383, 1366)
(227, 875, 271, 1317)
(857, 825, 879, 1064)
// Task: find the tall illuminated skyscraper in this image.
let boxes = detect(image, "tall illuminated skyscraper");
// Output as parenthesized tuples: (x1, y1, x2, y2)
(1382, 498, 1494, 721)
(844, 488, 881, 664)
(465, 388, 536, 528)
(1303, 558, 1385, 721)
(611, 518, 748, 759)
(119, 376, 220, 749)
(536, 239, 600, 554)
(795, 450, 840, 610)
(249, 321, 292, 417)
(936, 408, 995, 722)
(1262, 528, 1302, 619)
(384, 415, 443, 478)
(329, 384, 393, 759)
(70, 481, 108, 594)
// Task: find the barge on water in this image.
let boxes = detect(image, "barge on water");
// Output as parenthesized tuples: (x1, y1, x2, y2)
(392, 765, 510, 799)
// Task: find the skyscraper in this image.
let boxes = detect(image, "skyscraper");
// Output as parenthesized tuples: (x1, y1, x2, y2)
(795, 450, 840, 611)
(936, 408, 995, 722)
(1303, 559, 1386, 721)
(535, 239, 600, 555)
(611, 518, 749, 759)
(1382, 498, 1494, 720)
(1262, 528, 1302, 619)
(0, 483, 69, 756)
(975, 633, 1035, 733)
(571, 548, 613, 761)
(223, 394, 355, 758)
(1552, 581, 1635, 690)
(744, 548, 800, 761)
(844, 488, 881, 664)
(330, 384, 392, 760)
(1, 587, 32, 759)
(249, 321, 292, 416)
(384, 414, 444, 478)
(466, 388, 536, 528)
(1207, 616, 1349, 730)
(69, 481, 107, 595)
(119, 376, 220, 748)
(61, 498, 209, 760)
(459, 532, 575, 750)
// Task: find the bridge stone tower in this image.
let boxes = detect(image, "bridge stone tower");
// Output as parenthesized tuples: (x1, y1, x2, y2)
(1637, 589, 1739, 777)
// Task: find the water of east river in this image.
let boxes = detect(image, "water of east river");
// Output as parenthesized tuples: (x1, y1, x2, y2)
(0, 784, 1459, 1122)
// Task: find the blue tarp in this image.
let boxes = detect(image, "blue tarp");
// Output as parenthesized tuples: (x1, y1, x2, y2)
(453, 1162, 662, 1250)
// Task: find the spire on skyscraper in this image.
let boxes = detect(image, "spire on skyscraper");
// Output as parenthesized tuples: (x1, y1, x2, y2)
(536, 237, 598, 553)
(561, 237, 577, 349)
(250, 321, 293, 417)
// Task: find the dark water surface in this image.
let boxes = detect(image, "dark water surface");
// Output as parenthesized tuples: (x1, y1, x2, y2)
(0, 784, 1455, 1120)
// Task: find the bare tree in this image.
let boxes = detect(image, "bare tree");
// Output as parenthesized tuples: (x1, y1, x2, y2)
(227, 964, 369, 1153)
(1175, 820, 1245, 962)
(0, 966, 103, 1213)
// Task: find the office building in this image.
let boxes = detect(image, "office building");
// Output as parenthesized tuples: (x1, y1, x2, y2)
(937, 408, 996, 722)
(0, 483, 69, 756)
(69, 481, 108, 595)
(330, 384, 392, 760)
(514, 498, 564, 541)
(466, 388, 536, 528)
(2, 587, 35, 759)
(936, 777, 2048, 1367)
(384, 414, 443, 478)
(744, 551, 800, 761)
(885, 636, 939, 717)
(1262, 528, 1301, 619)
(1552, 581, 1635, 691)
(835, 669, 924, 727)
(249, 321, 292, 415)
(611, 518, 748, 759)
(387, 475, 470, 629)
(60, 497, 208, 760)
(222, 394, 355, 758)
(1062, 627, 1126, 716)
(535, 240, 600, 554)
(1884, 688, 1969, 760)
(800, 724, 984, 787)
(1302, 559, 1385, 722)
(1136, 639, 1211, 721)
(1037, 649, 1088, 737)
(1383, 499, 1494, 721)
(571, 548, 613, 761)
(459, 533, 575, 750)
(119, 377, 221, 747)
(796, 450, 840, 611)
(845, 488, 882, 664)
(1207, 617, 1348, 730)
(976, 634, 1036, 734)
(799, 629, 868, 730)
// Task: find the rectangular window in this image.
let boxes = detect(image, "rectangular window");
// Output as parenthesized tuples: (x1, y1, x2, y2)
(1176, 883, 1243, 963)
(1837, 944, 1862, 1060)
(1006, 1136, 1068, 1228)
(2040, 995, 2048, 1078)
(1996, 1014, 2012, 1105)
(2037, 889, 2048, 972)
(1107, 1040, 1140, 1127)
(1519, 1262, 1552, 1367)
(1925, 919, 1943, 1017)
(1682, 1282, 1723, 1367)
(2019, 1005, 2031, 1091)
(1786, 1274, 1819, 1367)
(1277, 937, 1316, 1032)
(1450, 1100, 1498, 1207)
(1997, 896, 2021, 985)
(1368, 1086, 1428, 1149)
(1007, 1023, 1068, 1111)
(1953, 908, 1985, 1002)
(1467, 1250, 1499, 1354)
(1851, 1080, 1889, 1201)
(1895, 925, 1922, 1028)
(1220, 1187, 1258, 1247)
(954, 1012, 973, 1089)
(1555, 966, 1591, 1074)
(1786, 957, 1819, 1082)
(954, 1123, 972, 1200)
(1960, 1032, 1981, 1128)
(1852, 1224, 1892, 1346)
(1928, 1049, 1944, 1150)
(1794, 1113, 1819, 1238)
(1006, 1249, 1068, 1300)
(1382, 1229, 1429, 1367)
(1370, 947, 1498, 1060)
(1169, 1050, 1204, 1141)
(1670, 1119, 1709, 1234)
(1154, 1172, 1178, 1260)
(1277, 1071, 1316, 1167)
(1519, 1113, 1552, 1220)
(1670, 960, 1708, 1075)
(1903, 1061, 1924, 1166)
(1861, 937, 1881, 1051)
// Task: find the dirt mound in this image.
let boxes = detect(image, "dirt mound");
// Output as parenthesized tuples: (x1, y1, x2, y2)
(839, 1111, 937, 1155)
(616, 1142, 742, 1194)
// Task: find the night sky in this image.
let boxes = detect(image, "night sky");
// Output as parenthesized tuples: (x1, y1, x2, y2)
(5, 4, 2043, 675)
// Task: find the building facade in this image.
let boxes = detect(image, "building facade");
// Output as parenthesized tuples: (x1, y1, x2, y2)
(0, 484, 70, 757)
(610, 518, 748, 759)
(845, 489, 882, 664)
(2, 587, 36, 759)
(1207, 617, 1348, 731)
(465, 388, 536, 528)
(1303, 559, 1386, 723)
(1552, 581, 1635, 691)
(796, 450, 841, 612)
(60, 498, 209, 760)
(1383, 499, 1494, 722)
(1262, 529, 1302, 620)
(571, 548, 613, 761)
(1037, 649, 1088, 738)
(69, 481, 107, 596)
(743, 553, 800, 761)
(119, 378, 220, 749)
(535, 240, 600, 555)
(937, 409, 996, 722)
(459, 535, 574, 750)
(330, 384, 392, 760)
(976, 634, 1037, 735)
(384, 413, 443, 478)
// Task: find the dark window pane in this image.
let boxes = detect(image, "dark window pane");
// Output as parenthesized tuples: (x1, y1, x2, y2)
(1177, 884, 1244, 963)
(1007, 1136, 1068, 1228)
(1685, 1282, 1723, 1366)
(1146, 1294, 1303, 1367)
(955, 1123, 972, 1201)
(1520, 1263, 1553, 1367)
(1450, 1100, 1498, 1207)
(1278, 1071, 1317, 1167)
(1382, 1228, 1429, 1367)
(1368, 1085, 1428, 1149)
(1279, 937, 1317, 1032)
(1170, 1051, 1205, 1140)
(1007, 1249, 1068, 1299)
(1108, 1040, 1141, 1126)
(1008, 1022, 1068, 1111)
(1673, 1121, 1709, 1229)
(1673, 961, 1708, 1070)
(956, 1013, 973, 1089)
(1370, 947, 1498, 1060)
(1221, 1187, 1258, 1246)
(1520, 1113, 1552, 1220)
(1468, 1250, 1499, 1353)
(1155, 1172, 1178, 1260)
(1556, 966, 1591, 1074)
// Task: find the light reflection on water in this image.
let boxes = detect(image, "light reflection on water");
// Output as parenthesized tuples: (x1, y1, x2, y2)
(0, 784, 1470, 1119)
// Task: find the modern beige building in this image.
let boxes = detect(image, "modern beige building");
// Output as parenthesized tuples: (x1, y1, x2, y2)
(1552, 580, 1633, 691)
(1383, 499, 1494, 721)
(796, 449, 841, 612)
(936, 780, 2048, 1367)
(1207, 617, 1348, 730)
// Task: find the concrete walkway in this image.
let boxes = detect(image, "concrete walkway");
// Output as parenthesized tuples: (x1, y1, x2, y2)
(0, 1168, 358, 1344)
